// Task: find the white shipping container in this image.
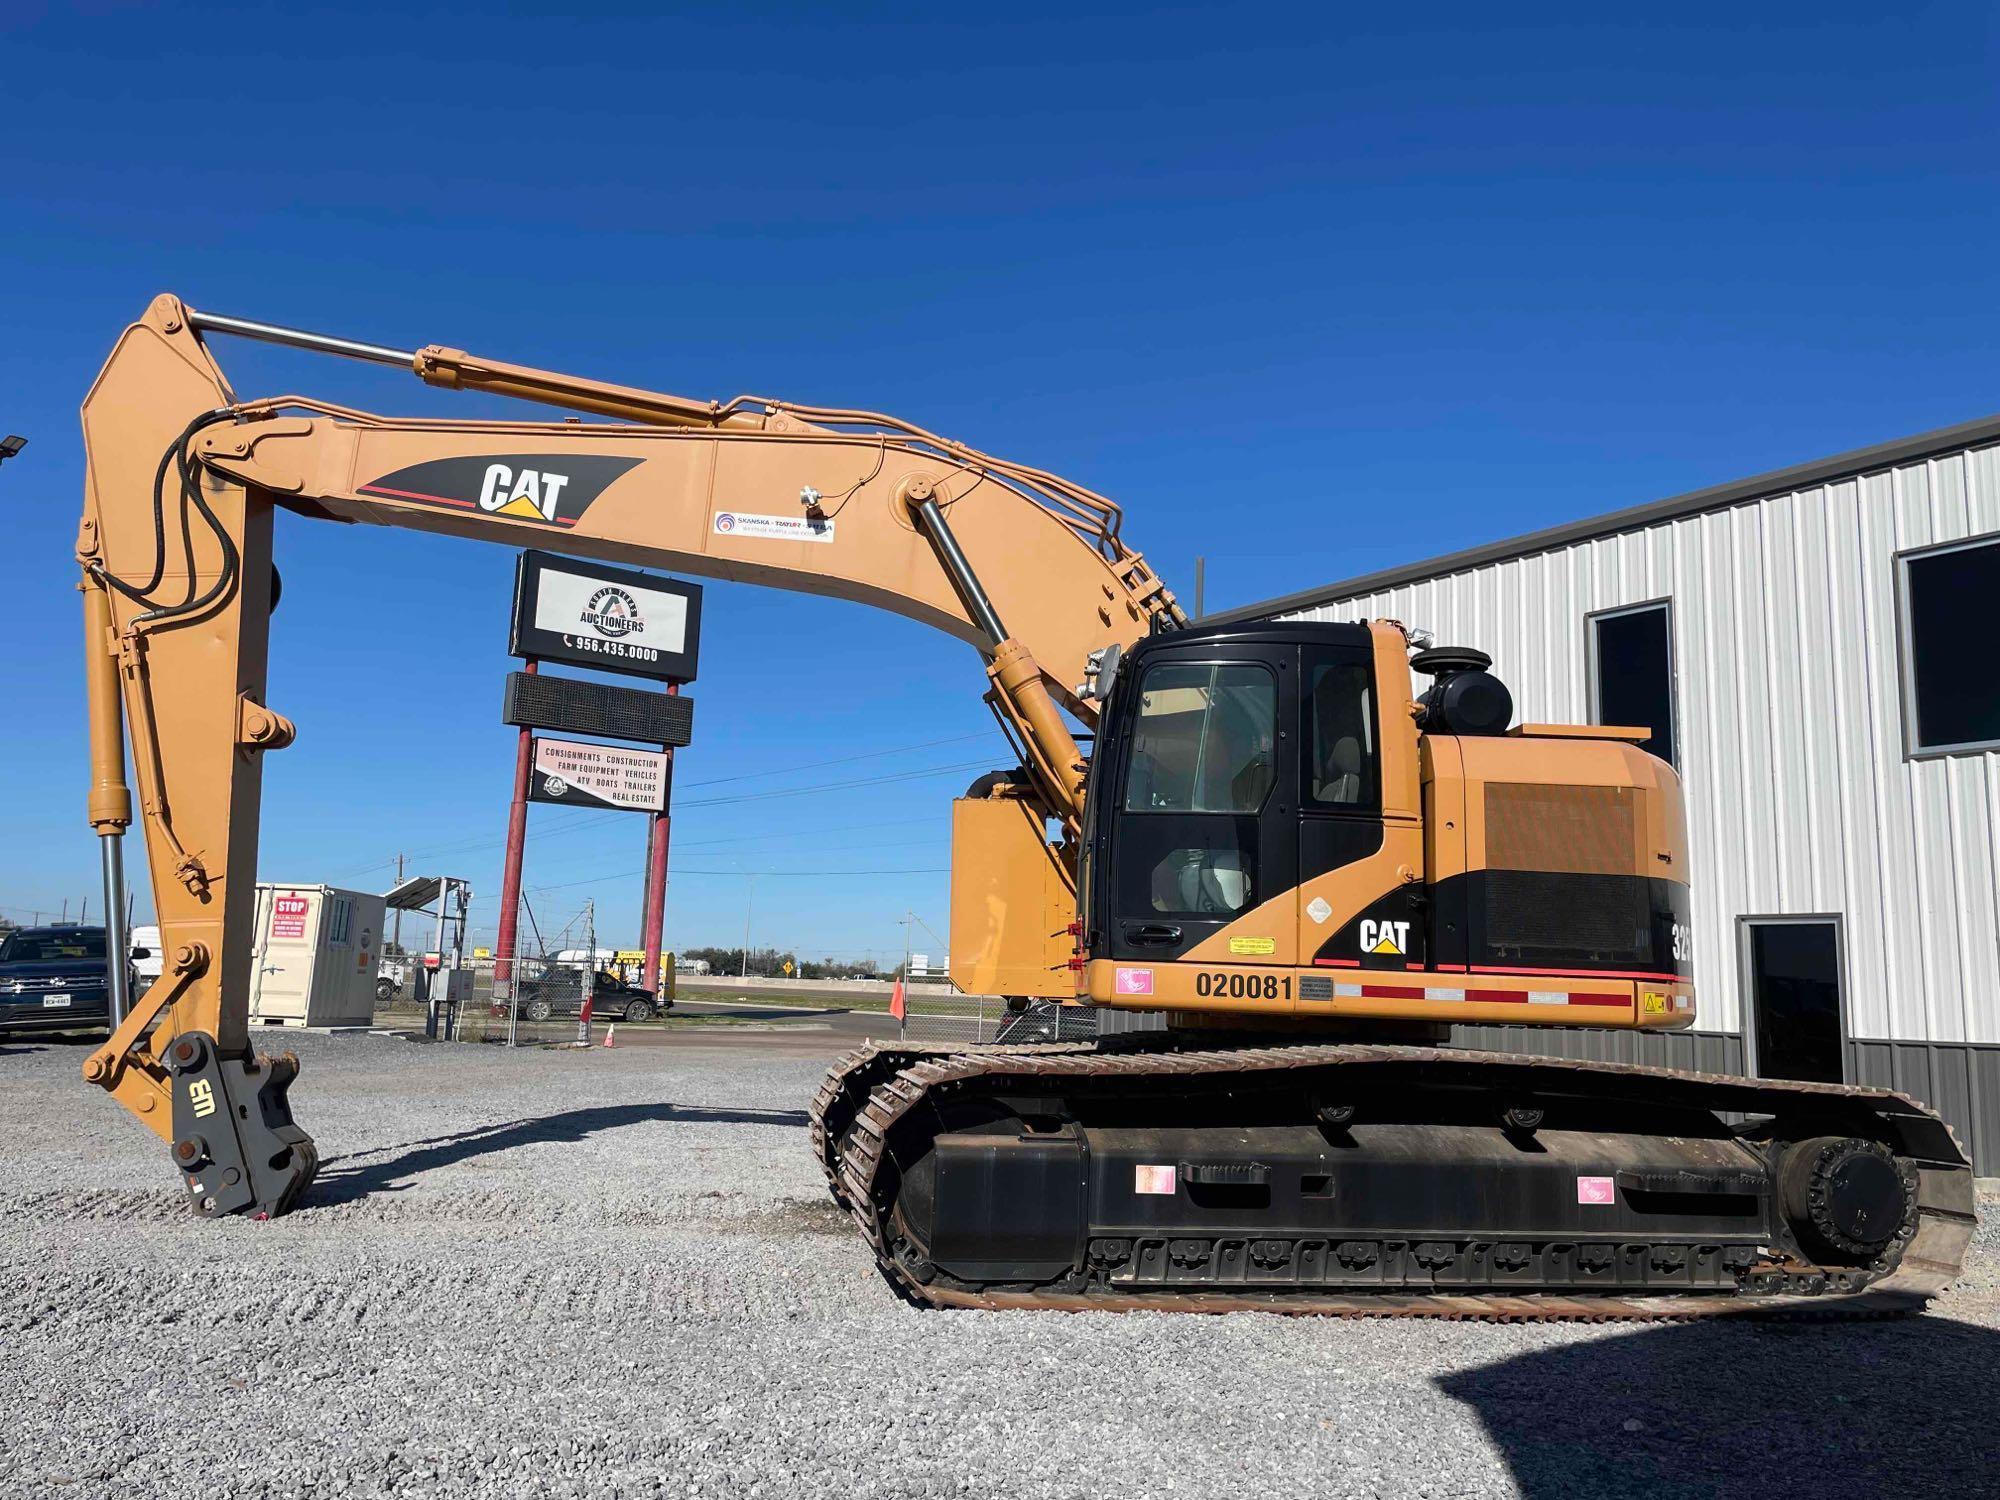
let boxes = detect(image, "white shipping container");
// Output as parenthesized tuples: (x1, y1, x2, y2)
(248, 883, 387, 1028)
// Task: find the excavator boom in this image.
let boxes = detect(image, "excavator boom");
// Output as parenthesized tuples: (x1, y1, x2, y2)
(75, 293, 1177, 1212)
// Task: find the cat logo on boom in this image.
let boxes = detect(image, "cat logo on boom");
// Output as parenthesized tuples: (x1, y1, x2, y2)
(479, 463, 571, 521)
(356, 453, 644, 528)
(1359, 919, 1410, 956)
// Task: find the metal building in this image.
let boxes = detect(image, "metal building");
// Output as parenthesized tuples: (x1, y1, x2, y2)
(1239, 413, 2000, 1170)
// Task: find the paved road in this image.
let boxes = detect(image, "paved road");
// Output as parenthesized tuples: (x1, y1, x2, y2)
(615, 999, 897, 1054)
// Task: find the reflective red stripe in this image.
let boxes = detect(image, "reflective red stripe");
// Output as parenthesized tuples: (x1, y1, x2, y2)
(1470, 963, 1682, 982)
(1359, 984, 1626, 1006)
(357, 483, 477, 508)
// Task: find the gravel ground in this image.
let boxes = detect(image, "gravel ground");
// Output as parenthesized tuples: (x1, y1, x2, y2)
(1, 1030, 1994, 1500)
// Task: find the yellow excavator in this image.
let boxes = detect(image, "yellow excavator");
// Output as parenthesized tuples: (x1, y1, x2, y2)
(77, 295, 1973, 1317)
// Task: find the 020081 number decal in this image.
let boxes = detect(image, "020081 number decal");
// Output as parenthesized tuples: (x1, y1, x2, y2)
(1195, 972, 1291, 1000)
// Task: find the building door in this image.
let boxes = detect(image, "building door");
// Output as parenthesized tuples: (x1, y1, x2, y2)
(1741, 917, 1846, 1084)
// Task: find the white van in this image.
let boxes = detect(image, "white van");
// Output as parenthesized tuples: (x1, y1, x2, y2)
(130, 925, 163, 984)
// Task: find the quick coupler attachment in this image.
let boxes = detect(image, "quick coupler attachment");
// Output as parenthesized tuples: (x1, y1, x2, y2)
(165, 1032, 319, 1219)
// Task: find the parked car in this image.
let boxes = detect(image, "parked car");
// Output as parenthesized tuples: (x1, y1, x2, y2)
(0, 925, 119, 1040)
(516, 968, 670, 1023)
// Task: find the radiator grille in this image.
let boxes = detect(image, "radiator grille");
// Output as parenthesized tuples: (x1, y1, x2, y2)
(1482, 870, 1650, 962)
(1484, 782, 1635, 875)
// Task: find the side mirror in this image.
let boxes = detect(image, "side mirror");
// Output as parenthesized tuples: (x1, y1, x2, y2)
(130, 947, 151, 960)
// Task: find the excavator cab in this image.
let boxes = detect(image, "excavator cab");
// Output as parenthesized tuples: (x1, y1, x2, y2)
(1073, 617, 1701, 1028)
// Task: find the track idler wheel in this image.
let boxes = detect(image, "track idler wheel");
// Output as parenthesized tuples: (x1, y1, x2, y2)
(1779, 1136, 1914, 1262)
(165, 1032, 319, 1219)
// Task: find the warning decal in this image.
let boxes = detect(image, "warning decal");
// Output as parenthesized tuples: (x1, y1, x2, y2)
(270, 894, 309, 940)
(1135, 1165, 1177, 1196)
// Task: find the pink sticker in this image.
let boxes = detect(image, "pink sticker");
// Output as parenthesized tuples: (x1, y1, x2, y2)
(1577, 1175, 1616, 1206)
(1114, 967, 1154, 996)
(1135, 1164, 1177, 1195)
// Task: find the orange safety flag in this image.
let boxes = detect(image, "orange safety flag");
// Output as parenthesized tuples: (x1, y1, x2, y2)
(890, 978, 906, 1022)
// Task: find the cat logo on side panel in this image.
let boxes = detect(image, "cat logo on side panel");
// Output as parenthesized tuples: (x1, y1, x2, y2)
(1358, 919, 1410, 956)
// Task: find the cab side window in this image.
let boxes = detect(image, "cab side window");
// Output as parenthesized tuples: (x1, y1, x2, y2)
(1304, 658, 1378, 811)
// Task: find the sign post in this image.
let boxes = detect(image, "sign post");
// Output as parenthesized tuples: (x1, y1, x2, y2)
(640, 684, 679, 995)
(496, 552, 702, 1021)
(493, 660, 538, 1000)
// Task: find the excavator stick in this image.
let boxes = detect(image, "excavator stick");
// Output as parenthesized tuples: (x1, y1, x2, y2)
(77, 296, 317, 1218)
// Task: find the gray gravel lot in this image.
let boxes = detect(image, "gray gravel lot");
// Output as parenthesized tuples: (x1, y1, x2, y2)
(1, 1030, 1993, 1499)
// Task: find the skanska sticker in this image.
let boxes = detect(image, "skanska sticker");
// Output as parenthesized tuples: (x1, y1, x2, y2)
(713, 511, 836, 544)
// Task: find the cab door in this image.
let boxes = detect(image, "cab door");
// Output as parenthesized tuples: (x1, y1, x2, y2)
(1103, 649, 1298, 963)
(1296, 642, 1422, 969)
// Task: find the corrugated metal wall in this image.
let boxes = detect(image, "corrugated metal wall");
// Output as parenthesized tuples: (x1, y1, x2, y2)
(1451, 1023, 1746, 1076)
(1290, 439, 2000, 1052)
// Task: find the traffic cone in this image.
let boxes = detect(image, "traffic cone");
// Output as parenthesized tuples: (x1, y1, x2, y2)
(602, 1024, 616, 1049)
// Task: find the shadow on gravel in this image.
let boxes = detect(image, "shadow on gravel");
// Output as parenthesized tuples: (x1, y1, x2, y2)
(1439, 1313, 2000, 1497)
(0, 1034, 101, 1054)
(309, 1101, 811, 1207)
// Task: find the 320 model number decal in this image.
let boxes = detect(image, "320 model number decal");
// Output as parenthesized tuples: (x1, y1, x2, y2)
(1194, 971, 1292, 1000)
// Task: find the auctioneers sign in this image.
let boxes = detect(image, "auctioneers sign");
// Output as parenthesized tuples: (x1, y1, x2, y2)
(510, 551, 702, 682)
(529, 737, 671, 813)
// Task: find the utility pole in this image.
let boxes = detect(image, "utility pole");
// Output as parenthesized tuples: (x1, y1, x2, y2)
(740, 873, 756, 977)
(390, 852, 405, 954)
(1194, 555, 1206, 620)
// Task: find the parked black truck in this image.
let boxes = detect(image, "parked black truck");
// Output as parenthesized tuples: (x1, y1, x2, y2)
(0, 925, 133, 1040)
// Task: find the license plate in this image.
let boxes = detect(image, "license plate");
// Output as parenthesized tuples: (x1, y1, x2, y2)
(42, 995, 72, 1008)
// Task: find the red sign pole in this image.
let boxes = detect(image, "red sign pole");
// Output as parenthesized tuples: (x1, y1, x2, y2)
(639, 683, 678, 995)
(493, 658, 538, 994)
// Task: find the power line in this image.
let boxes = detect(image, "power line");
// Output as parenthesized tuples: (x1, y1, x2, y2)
(340, 737, 1000, 874)
(519, 865, 950, 897)
(675, 732, 990, 789)
(675, 759, 992, 809)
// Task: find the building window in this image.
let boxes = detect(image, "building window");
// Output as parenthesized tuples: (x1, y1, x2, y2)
(1740, 917, 1845, 1085)
(1589, 601, 1677, 767)
(1899, 533, 2000, 756)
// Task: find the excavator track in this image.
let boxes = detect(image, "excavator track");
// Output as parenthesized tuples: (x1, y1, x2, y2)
(808, 1037, 1978, 1321)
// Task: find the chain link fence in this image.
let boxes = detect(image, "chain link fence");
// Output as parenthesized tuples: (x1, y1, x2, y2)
(895, 996, 1099, 1045)
(491, 901, 602, 1046)
(370, 900, 609, 1046)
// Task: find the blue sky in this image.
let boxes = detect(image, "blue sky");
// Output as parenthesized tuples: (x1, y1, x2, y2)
(3, 2, 1996, 959)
